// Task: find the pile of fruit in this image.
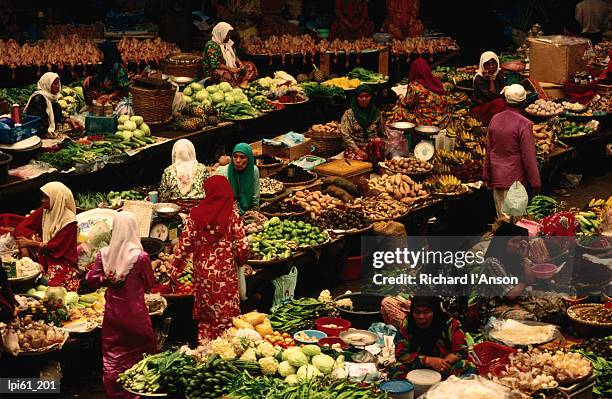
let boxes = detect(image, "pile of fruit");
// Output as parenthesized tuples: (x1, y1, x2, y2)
(575, 210, 601, 235)
(175, 104, 220, 132)
(559, 120, 598, 139)
(532, 123, 555, 157)
(526, 195, 558, 220)
(115, 115, 155, 148)
(151, 252, 175, 285)
(251, 217, 329, 249)
(108, 189, 146, 203)
(243, 211, 268, 235)
(368, 173, 429, 204)
(383, 157, 433, 175)
(424, 174, 464, 195)
(260, 199, 306, 215)
(562, 101, 587, 113)
(288, 190, 344, 220)
(445, 109, 484, 139)
(525, 100, 564, 118)
(322, 77, 361, 90)
(316, 208, 371, 231)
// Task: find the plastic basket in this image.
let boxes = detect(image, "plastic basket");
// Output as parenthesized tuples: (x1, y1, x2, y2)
(85, 114, 117, 135)
(469, 341, 517, 375)
(0, 115, 40, 144)
(0, 213, 25, 235)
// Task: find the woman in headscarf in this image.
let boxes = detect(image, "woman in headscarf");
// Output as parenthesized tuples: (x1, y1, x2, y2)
(203, 22, 258, 86)
(83, 41, 129, 104)
(330, 0, 374, 40)
(216, 143, 260, 214)
(158, 139, 209, 204)
(389, 296, 475, 379)
(24, 72, 81, 137)
(394, 58, 450, 127)
(471, 51, 507, 125)
(171, 176, 249, 341)
(383, 0, 424, 39)
(86, 211, 156, 399)
(15, 182, 79, 290)
(340, 84, 384, 162)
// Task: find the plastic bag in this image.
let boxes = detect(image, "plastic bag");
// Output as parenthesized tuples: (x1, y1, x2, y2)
(237, 265, 247, 300)
(367, 322, 397, 345)
(271, 267, 298, 308)
(502, 181, 528, 217)
(384, 126, 409, 158)
(1, 327, 19, 356)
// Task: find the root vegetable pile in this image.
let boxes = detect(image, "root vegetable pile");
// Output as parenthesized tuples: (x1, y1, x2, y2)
(316, 208, 371, 231)
(384, 157, 433, 174)
(288, 190, 343, 219)
(368, 173, 428, 204)
(354, 197, 408, 221)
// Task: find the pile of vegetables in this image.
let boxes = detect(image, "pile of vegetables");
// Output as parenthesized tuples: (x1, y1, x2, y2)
(39, 140, 122, 170)
(322, 77, 361, 90)
(288, 190, 344, 220)
(316, 208, 371, 232)
(526, 195, 558, 220)
(272, 166, 316, 184)
(260, 199, 306, 215)
(115, 114, 155, 148)
(7, 315, 68, 352)
(525, 100, 564, 118)
(182, 81, 254, 112)
(559, 120, 598, 138)
(347, 67, 387, 83)
(0, 84, 37, 106)
(58, 86, 85, 117)
(75, 192, 112, 209)
(243, 211, 268, 235)
(353, 197, 408, 221)
(299, 82, 346, 101)
(269, 297, 331, 334)
(368, 173, 429, 204)
(572, 338, 612, 398)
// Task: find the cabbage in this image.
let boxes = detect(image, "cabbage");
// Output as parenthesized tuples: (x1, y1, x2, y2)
(287, 350, 308, 367)
(133, 129, 145, 139)
(195, 90, 209, 101)
(183, 87, 193, 96)
(140, 123, 151, 136)
(219, 82, 232, 92)
(123, 120, 137, 131)
(65, 291, 79, 305)
(117, 124, 125, 131)
(232, 88, 243, 95)
(334, 355, 345, 370)
(207, 84, 219, 94)
(130, 115, 144, 125)
(118, 115, 130, 124)
(224, 95, 235, 105)
(282, 347, 303, 362)
(211, 92, 225, 103)
(278, 361, 297, 377)
(301, 345, 321, 357)
(190, 82, 204, 91)
(296, 365, 321, 382)
(311, 354, 335, 374)
(285, 375, 299, 386)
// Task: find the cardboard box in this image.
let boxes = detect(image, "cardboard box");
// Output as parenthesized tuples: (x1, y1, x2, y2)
(529, 36, 591, 84)
(263, 136, 312, 161)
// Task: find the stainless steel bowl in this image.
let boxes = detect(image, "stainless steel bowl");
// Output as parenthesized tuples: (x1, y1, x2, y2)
(415, 125, 440, 135)
(388, 121, 416, 130)
(154, 203, 180, 218)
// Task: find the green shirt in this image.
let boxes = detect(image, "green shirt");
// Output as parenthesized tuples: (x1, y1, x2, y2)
(215, 164, 261, 212)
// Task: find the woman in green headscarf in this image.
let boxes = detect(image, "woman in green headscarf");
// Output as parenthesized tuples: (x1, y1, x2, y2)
(340, 84, 383, 161)
(216, 143, 260, 214)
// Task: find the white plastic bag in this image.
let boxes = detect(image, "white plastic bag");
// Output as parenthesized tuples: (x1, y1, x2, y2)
(502, 181, 528, 217)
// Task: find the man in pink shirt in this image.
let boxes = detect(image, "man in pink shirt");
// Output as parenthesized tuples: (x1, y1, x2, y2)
(484, 84, 541, 219)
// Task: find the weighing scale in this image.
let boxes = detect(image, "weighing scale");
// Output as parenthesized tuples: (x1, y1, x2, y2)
(149, 214, 183, 242)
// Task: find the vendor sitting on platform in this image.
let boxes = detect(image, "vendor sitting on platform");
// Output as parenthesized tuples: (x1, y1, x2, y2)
(15, 182, 79, 291)
(159, 139, 209, 203)
(330, 0, 374, 40)
(83, 41, 129, 105)
(393, 58, 450, 127)
(389, 296, 475, 379)
(24, 72, 81, 138)
(216, 143, 260, 214)
(203, 22, 258, 86)
(471, 51, 507, 125)
(340, 84, 384, 161)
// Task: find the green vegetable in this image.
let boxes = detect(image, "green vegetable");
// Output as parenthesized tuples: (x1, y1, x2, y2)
(347, 67, 387, 83)
(287, 351, 309, 368)
(296, 364, 321, 382)
(311, 354, 335, 374)
(301, 345, 322, 357)
(278, 361, 297, 377)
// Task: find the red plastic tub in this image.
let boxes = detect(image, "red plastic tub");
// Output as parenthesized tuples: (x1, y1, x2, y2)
(315, 317, 351, 337)
(341, 255, 362, 281)
(469, 341, 517, 375)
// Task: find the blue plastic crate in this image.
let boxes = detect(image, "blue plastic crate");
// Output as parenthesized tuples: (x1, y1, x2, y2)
(0, 114, 40, 144)
(85, 114, 117, 135)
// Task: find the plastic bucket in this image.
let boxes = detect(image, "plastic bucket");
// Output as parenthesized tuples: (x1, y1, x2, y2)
(380, 380, 414, 399)
(341, 255, 362, 280)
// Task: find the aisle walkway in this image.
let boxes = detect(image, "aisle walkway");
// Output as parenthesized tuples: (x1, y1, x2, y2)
(550, 171, 612, 208)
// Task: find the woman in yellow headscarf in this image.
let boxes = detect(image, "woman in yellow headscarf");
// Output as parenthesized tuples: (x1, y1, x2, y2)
(15, 182, 79, 290)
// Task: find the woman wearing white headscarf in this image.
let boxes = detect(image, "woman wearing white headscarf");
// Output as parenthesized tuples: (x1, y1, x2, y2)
(158, 139, 209, 203)
(15, 182, 79, 290)
(86, 211, 156, 399)
(202, 22, 258, 85)
(471, 51, 507, 125)
(24, 72, 81, 137)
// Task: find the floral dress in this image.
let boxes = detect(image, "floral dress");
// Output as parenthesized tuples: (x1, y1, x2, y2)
(158, 163, 209, 203)
(173, 206, 249, 341)
(202, 41, 258, 85)
(340, 108, 382, 150)
(394, 81, 450, 127)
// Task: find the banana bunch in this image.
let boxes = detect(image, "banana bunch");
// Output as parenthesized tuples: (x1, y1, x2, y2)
(424, 174, 462, 193)
(434, 149, 473, 165)
(473, 144, 487, 159)
(526, 195, 558, 220)
(575, 211, 600, 235)
(588, 196, 612, 212)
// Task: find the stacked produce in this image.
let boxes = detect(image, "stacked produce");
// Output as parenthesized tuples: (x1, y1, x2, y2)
(575, 210, 601, 235)
(347, 67, 388, 83)
(182, 82, 260, 120)
(251, 217, 329, 249)
(2, 316, 68, 353)
(108, 189, 146, 202)
(310, 121, 341, 136)
(321, 176, 360, 203)
(532, 123, 555, 157)
(269, 297, 331, 334)
(151, 252, 175, 285)
(571, 337, 612, 398)
(589, 94, 612, 114)
(299, 82, 346, 101)
(175, 104, 220, 132)
(433, 149, 481, 183)
(558, 120, 598, 139)
(115, 115, 155, 148)
(0, 84, 37, 105)
(260, 178, 285, 196)
(322, 77, 361, 90)
(243, 211, 268, 235)
(354, 197, 408, 221)
(316, 208, 371, 231)
(445, 108, 484, 139)
(424, 174, 464, 195)
(383, 157, 433, 175)
(58, 86, 85, 117)
(526, 195, 558, 220)
(39, 140, 123, 170)
(562, 101, 587, 113)
(525, 100, 564, 118)
(368, 173, 428, 204)
(260, 199, 306, 215)
(271, 85, 308, 104)
(288, 190, 344, 219)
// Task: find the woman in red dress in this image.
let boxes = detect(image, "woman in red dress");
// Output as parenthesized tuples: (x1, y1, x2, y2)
(15, 182, 79, 291)
(172, 175, 249, 342)
(330, 0, 374, 40)
(86, 211, 156, 399)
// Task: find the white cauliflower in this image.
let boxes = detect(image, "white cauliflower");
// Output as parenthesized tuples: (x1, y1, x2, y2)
(256, 341, 276, 358)
(335, 298, 353, 309)
(211, 338, 237, 359)
(232, 336, 250, 357)
(240, 348, 257, 362)
(318, 290, 333, 303)
(259, 357, 279, 376)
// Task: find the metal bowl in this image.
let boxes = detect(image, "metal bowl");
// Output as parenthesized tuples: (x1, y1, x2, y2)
(171, 76, 194, 85)
(388, 121, 415, 131)
(415, 125, 440, 135)
(154, 203, 180, 218)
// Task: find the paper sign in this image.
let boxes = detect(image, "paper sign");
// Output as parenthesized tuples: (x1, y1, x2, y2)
(122, 200, 154, 237)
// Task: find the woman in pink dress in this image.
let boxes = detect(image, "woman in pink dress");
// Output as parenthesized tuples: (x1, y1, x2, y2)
(173, 175, 249, 342)
(86, 211, 156, 399)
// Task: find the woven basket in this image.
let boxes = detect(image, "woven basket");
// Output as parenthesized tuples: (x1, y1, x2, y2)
(567, 303, 612, 337)
(161, 53, 203, 79)
(131, 85, 176, 125)
(306, 128, 344, 158)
